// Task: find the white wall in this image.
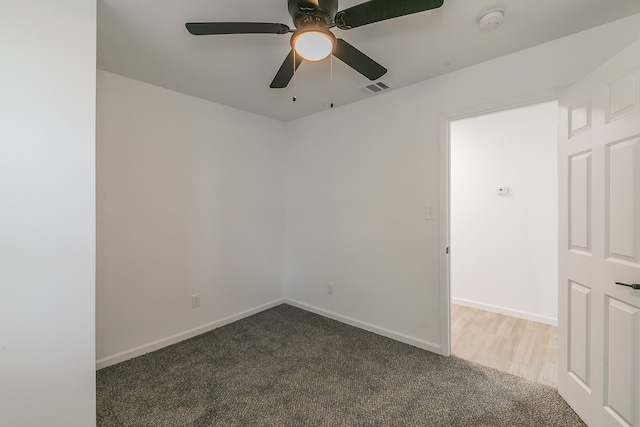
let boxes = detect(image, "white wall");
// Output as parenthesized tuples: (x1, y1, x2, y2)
(94, 14, 640, 366)
(450, 102, 558, 325)
(96, 71, 286, 366)
(0, 1, 96, 426)
(284, 15, 640, 353)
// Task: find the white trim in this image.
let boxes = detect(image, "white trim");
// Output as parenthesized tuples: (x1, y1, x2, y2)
(285, 299, 442, 354)
(452, 297, 558, 326)
(438, 113, 451, 356)
(441, 86, 568, 122)
(96, 298, 286, 370)
(438, 86, 568, 356)
(438, 115, 452, 357)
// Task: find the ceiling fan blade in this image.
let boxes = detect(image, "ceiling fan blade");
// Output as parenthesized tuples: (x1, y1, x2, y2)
(270, 50, 304, 88)
(332, 39, 387, 80)
(335, 0, 444, 30)
(185, 22, 290, 35)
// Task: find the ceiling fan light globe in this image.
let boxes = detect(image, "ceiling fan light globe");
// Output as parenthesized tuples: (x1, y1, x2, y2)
(294, 31, 334, 61)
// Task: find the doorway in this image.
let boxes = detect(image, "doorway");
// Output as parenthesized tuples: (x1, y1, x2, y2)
(447, 100, 559, 386)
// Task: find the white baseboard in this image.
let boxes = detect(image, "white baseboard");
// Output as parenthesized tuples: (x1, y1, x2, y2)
(97, 297, 445, 370)
(451, 297, 557, 326)
(96, 298, 286, 370)
(285, 299, 442, 355)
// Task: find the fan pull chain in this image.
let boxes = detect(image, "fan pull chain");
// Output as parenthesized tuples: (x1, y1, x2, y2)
(330, 54, 334, 108)
(292, 52, 297, 102)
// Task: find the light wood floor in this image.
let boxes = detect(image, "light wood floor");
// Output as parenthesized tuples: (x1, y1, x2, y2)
(451, 304, 558, 388)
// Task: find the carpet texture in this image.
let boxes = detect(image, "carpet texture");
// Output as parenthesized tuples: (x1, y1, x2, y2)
(97, 304, 585, 426)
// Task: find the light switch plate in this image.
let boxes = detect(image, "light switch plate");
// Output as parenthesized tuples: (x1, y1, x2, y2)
(426, 205, 436, 220)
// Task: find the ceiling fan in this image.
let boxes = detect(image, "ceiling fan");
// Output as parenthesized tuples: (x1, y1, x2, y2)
(186, 0, 445, 89)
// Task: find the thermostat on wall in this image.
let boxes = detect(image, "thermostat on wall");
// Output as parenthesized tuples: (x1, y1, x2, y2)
(496, 187, 510, 195)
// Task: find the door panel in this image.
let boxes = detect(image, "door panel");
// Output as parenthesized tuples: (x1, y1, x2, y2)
(605, 297, 639, 426)
(606, 138, 640, 263)
(569, 99, 592, 137)
(606, 69, 640, 122)
(570, 153, 592, 252)
(559, 38, 640, 427)
(569, 281, 591, 389)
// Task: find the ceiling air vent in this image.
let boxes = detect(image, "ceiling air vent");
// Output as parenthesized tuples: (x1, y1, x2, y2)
(360, 81, 391, 95)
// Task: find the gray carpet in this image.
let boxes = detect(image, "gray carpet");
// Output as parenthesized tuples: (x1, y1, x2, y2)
(97, 304, 585, 426)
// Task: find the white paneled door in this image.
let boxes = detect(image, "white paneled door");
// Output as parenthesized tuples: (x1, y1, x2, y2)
(559, 38, 640, 427)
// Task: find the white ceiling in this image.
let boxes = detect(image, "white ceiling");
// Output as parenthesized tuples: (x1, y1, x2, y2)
(98, 0, 640, 122)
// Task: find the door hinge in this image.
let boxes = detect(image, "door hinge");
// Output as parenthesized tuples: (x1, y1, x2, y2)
(446, 247, 449, 254)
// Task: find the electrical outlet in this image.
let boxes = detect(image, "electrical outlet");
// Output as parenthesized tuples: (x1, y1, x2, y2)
(327, 283, 334, 295)
(191, 294, 201, 308)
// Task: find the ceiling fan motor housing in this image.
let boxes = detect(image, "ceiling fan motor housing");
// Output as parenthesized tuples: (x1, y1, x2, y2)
(288, 0, 338, 28)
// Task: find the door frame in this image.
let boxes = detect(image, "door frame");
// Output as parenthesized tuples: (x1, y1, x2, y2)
(438, 86, 568, 357)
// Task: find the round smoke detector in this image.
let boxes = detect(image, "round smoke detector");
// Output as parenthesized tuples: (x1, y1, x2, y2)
(478, 8, 504, 29)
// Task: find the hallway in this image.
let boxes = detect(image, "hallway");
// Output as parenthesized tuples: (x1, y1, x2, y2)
(451, 304, 558, 387)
